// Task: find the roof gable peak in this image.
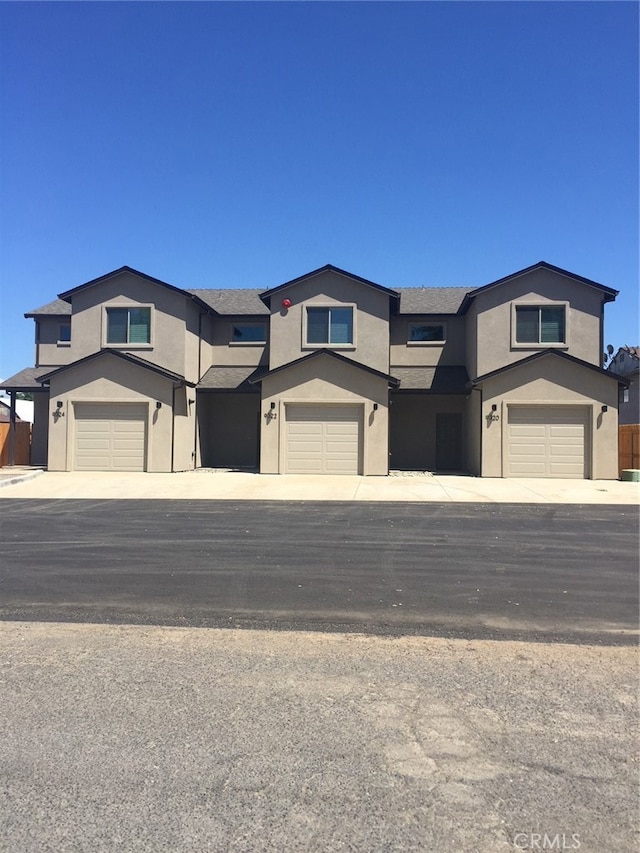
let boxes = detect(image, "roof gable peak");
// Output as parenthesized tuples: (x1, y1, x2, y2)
(258, 264, 399, 307)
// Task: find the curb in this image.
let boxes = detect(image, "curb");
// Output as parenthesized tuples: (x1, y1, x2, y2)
(0, 469, 45, 489)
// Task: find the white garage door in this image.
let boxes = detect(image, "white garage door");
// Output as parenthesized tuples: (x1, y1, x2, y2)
(286, 405, 361, 474)
(74, 403, 147, 472)
(507, 406, 588, 478)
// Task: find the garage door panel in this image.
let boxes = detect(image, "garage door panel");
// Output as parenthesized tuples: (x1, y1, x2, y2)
(74, 403, 147, 472)
(286, 405, 361, 475)
(507, 406, 587, 479)
(288, 440, 324, 453)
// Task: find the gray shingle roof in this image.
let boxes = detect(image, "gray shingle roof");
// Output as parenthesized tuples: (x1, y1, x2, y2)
(396, 288, 471, 314)
(188, 289, 269, 316)
(391, 366, 470, 393)
(198, 365, 268, 390)
(25, 299, 72, 317)
(0, 366, 50, 390)
(24, 286, 471, 320)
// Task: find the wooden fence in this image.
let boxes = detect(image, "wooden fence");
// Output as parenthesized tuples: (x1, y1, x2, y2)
(0, 422, 31, 466)
(619, 424, 640, 475)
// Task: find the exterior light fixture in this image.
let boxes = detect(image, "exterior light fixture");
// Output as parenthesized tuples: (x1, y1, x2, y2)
(601, 405, 608, 413)
(156, 401, 162, 409)
(282, 298, 292, 309)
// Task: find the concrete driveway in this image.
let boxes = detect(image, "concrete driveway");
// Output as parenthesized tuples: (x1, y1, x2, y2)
(1, 468, 639, 503)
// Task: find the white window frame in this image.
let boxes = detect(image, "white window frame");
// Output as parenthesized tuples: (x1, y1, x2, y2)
(511, 301, 569, 349)
(229, 321, 267, 346)
(303, 303, 356, 349)
(407, 321, 447, 346)
(57, 322, 71, 346)
(103, 304, 154, 349)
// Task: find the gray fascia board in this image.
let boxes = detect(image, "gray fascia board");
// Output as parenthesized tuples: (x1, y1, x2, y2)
(460, 261, 618, 314)
(249, 348, 400, 387)
(472, 349, 630, 386)
(259, 264, 400, 307)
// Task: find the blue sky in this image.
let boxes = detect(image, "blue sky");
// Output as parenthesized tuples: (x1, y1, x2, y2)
(1, 1, 637, 380)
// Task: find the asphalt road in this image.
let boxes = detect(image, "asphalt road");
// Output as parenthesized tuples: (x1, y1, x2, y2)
(1, 499, 638, 644)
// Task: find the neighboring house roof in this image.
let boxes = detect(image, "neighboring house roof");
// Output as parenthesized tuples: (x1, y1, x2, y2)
(56, 265, 215, 314)
(198, 365, 268, 390)
(258, 264, 400, 308)
(0, 400, 23, 422)
(0, 367, 50, 391)
(618, 345, 640, 359)
(188, 289, 269, 316)
(247, 348, 400, 387)
(37, 350, 197, 387)
(392, 366, 470, 393)
(608, 346, 640, 376)
(25, 299, 72, 318)
(471, 349, 630, 385)
(397, 288, 470, 315)
(459, 261, 618, 313)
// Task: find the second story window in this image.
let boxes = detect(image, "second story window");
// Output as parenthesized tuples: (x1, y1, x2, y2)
(515, 305, 566, 345)
(58, 323, 71, 344)
(306, 306, 353, 346)
(408, 322, 446, 344)
(231, 323, 266, 344)
(106, 307, 151, 345)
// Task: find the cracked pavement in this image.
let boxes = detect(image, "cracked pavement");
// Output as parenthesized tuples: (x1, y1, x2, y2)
(0, 622, 637, 852)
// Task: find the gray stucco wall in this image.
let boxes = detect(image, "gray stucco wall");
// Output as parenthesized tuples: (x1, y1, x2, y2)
(479, 357, 619, 479)
(389, 316, 466, 367)
(267, 271, 391, 374)
(46, 357, 175, 472)
(35, 317, 73, 367)
(471, 269, 605, 378)
(260, 356, 390, 475)
(64, 271, 196, 380)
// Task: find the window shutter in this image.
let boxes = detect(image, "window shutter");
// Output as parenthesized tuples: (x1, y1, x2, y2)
(107, 309, 128, 343)
(516, 307, 539, 343)
(128, 308, 151, 344)
(540, 307, 565, 343)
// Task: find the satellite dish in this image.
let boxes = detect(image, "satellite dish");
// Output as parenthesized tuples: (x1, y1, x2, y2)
(607, 344, 614, 354)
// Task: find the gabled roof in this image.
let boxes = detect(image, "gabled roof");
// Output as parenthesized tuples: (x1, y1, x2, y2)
(37, 350, 196, 387)
(0, 366, 51, 391)
(188, 288, 269, 315)
(247, 348, 400, 387)
(471, 349, 630, 386)
(56, 265, 215, 314)
(25, 299, 72, 318)
(460, 261, 618, 313)
(258, 264, 400, 308)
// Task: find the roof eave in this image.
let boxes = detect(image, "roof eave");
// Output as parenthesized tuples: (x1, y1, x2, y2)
(461, 261, 618, 312)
